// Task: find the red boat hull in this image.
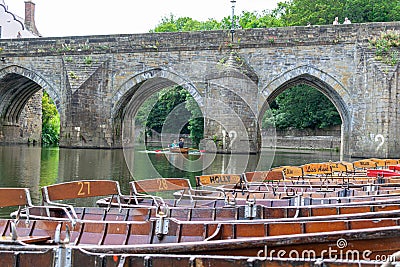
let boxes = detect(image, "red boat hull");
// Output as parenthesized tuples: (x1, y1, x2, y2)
(367, 169, 400, 177)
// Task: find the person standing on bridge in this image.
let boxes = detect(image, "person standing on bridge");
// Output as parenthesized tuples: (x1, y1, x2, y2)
(170, 140, 178, 148)
(343, 17, 351, 24)
(333, 17, 339, 25)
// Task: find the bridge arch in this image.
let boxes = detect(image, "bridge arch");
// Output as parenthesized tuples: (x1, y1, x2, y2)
(259, 65, 353, 156)
(111, 68, 203, 121)
(0, 65, 61, 123)
(111, 68, 204, 146)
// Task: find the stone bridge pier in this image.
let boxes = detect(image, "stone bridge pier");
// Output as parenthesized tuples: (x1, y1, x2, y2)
(0, 22, 400, 158)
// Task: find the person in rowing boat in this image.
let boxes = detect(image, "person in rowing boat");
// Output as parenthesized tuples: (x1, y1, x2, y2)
(170, 140, 178, 148)
(178, 138, 185, 148)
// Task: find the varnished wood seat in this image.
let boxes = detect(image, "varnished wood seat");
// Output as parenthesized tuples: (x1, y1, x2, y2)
(41, 180, 123, 222)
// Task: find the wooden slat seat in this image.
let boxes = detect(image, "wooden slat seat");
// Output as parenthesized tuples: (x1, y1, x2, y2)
(243, 170, 284, 183)
(353, 159, 377, 170)
(131, 178, 192, 194)
(195, 174, 241, 187)
(129, 178, 193, 205)
(103, 208, 128, 221)
(0, 188, 32, 208)
(41, 180, 123, 221)
(42, 180, 121, 202)
(375, 205, 400, 212)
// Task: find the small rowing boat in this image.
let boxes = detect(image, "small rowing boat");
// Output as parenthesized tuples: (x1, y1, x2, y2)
(169, 147, 189, 153)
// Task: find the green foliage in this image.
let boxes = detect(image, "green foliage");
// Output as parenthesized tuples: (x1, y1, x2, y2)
(136, 86, 204, 148)
(277, 0, 400, 26)
(152, 14, 222, 32)
(42, 92, 60, 145)
(152, 10, 283, 33)
(65, 56, 73, 62)
(263, 85, 342, 129)
(369, 30, 400, 65)
(69, 71, 78, 79)
(84, 56, 93, 65)
(145, 86, 190, 134)
(135, 94, 159, 127)
(185, 96, 204, 147)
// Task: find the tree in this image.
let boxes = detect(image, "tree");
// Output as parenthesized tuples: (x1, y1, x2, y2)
(152, 14, 222, 32)
(185, 96, 204, 147)
(145, 86, 191, 134)
(263, 85, 342, 129)
(277, 0, 400, 26)
(41, 92, 60, 145)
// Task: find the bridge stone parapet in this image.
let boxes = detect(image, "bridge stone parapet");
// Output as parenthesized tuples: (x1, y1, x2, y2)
(0, 22, 399, 157)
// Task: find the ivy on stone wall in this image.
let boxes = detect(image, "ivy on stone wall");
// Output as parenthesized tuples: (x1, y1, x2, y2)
(369, 30, 400, 65)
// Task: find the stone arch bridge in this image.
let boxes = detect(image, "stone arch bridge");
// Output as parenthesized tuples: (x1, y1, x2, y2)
(0, 22, 399, 158)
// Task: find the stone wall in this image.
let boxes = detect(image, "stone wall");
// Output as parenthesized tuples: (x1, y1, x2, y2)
(0, 89, 42, 144)
(262, 126, 341, 150)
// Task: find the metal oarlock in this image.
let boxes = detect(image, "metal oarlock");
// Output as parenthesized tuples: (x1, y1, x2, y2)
(155, 204, 169, 240)
(245, 194, 257, 219)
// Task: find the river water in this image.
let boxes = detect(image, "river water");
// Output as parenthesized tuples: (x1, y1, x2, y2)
(0, 145, 343, 205)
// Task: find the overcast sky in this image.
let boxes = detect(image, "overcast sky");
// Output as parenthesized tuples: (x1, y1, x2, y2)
(5, 0, 280, 37)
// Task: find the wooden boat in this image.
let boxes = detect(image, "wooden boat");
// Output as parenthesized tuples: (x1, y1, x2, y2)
(0, 243, 390, 267)
(77, 225, 400, 261)
(5, 208, 400, 246)
(9, 180, 400, 224)
(389, 164, 400, 171)
(5, 210, 400, 265)
(169, 147, 189, 153)
(67, 248, 388, 267)
(12, 186, 400, 223)
(3, 185, 400, 266)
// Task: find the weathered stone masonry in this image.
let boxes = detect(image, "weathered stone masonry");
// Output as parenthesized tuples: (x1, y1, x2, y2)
(0, 22, 399, 157)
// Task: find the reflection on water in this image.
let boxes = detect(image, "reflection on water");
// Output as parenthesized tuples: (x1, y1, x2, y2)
(0, 145, 342, 215)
